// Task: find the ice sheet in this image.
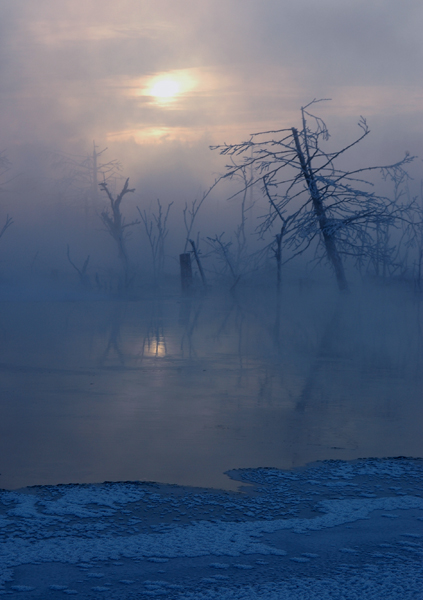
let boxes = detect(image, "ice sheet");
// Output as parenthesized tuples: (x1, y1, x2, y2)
(1, 457, 422, 598)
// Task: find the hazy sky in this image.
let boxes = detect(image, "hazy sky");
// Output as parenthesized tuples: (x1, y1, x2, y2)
(1, 0, 423, 184)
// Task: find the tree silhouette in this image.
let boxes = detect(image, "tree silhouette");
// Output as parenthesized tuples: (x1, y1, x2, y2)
(99, 178, 139, 286)
(212, 100, 415, 291)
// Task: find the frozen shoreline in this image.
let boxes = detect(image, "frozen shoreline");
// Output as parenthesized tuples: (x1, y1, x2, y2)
(1, 457, 423, 598)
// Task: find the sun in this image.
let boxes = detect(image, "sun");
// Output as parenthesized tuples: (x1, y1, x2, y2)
(149, 78, 181, 100)
(136, 69, 198, 106)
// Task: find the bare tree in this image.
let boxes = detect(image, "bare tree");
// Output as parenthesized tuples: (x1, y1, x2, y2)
(0, 214, 13, 241)
(188, 238, 207, 288)
(0, 151, 14, 241)
(206, 233, 239, 286)
(99, 178, 139, 285)
(212, 100, 415, 291)
(183, 196, 206, 253)
(86, 143, 122, 211)
(205, 231, 267, 289)
(180, 183, 221, 290)
(263, 178, 298, 291)
(231, 162, 256, 273)
(203, 164, 259, 289)
(137, 199, 173, 283)
(414, 205, 423, 292)
(66, 244, 90, 287)
(354, 163, 415, 280)
(50, 143, 122, 215)
(399, 181, 423, 291)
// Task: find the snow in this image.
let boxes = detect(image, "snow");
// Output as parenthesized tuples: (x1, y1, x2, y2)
(1, 457, 422, 598)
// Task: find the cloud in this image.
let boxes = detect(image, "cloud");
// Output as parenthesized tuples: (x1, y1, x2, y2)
(1, 0, 422, 161)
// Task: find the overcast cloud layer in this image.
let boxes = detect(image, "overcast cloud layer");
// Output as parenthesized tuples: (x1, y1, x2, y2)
(1, 0, 422, 155)
(0, 0, 422, 269)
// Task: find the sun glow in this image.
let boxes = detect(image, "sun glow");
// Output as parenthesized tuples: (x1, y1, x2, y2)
(139, 70, 198, 104)
(149, 78, 181, 99)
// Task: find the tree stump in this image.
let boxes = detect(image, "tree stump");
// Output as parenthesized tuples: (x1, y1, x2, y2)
(179, 253, 193, 292)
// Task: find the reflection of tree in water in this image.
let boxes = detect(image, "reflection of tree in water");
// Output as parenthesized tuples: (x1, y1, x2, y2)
(99, 304, 126, 367)
(417, 299, 423, 372)
(285, 287, 423, 465)
(214, 290, 279, 378)
(211, 293, 246, 371)
(178, 292, 253, 368)
(232, 296, 246, 373)
(179, 296, 204, 359)
(289, 294, 367, 462)
(85, 284, 423, 472)
(142, 303, 167, 359)
(272, 288, 284, 353)
(295, 298, 344, 415)
(98, 300, 171, 365)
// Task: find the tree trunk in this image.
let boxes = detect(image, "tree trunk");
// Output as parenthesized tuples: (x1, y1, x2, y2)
(180, 253, 193, 293)
(292, 128, 348, 292)
(275, 232, 283, 292)
(189, 240, 207, 288)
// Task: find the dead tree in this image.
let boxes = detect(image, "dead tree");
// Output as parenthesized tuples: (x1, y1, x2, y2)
(137, 199, 173, 283)
(0, 152, 14, 242)
(181, 195, 208, 291)
(100, 178, 139, 285)
(415, 185, 423, 291)
(66, 245, 90, 287)
(183, 197, 206, 253)
(399, 182, 423, 291)
(206, 233, 240, 288)
(180, 181, 221, 290)
(0, 215, 13, 240)
(229, 162, 256, 277)
(201, 165, 257, 290)
(189, 239, 207, 287)
(212, 100, 415, 292)
(179, 252, 193, 293)
(87, 142, 122, 211)
(290, 125, 348, 290)
(50, 143, 122, 215)
(263, 177, 298, 291)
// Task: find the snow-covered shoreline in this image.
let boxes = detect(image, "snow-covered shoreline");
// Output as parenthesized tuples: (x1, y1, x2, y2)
(1, 458, 423, 598)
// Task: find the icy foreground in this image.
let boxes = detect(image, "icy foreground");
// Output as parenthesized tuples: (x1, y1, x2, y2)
(1, 459, 423, 599)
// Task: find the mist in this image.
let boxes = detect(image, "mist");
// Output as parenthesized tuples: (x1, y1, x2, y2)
(2, 3, 423, 596)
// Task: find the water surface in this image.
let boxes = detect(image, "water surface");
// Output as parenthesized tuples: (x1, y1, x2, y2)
(1, 283, 422, 490)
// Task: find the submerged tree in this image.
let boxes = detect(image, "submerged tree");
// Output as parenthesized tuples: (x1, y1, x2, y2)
(206, 233, 239, 286)
(181, 183, 227, 290)
(66, 244, 90, 288)
(100, 178, 139, 286)
(0, 215, 12, 241)
(181, 196, 208, 290)
(212, 100, 415, 291)
(50, 143, 122, 215)
(401, 182, 423, 291)
(0, 151, 13, 242)
(203, 164, 260, 290)
(137, 199, 173, 283)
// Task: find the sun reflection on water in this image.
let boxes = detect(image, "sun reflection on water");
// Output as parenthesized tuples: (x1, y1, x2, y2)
(143, 337, 167, 358)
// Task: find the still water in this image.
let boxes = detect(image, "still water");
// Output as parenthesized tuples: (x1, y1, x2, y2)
(1, 283, 422, 490)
